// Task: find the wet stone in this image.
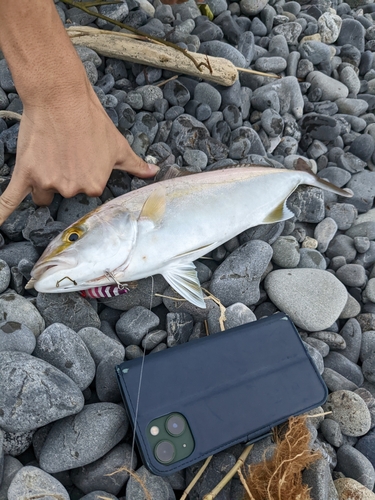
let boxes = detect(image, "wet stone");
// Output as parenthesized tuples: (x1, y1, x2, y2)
(34, 323, 96, 391)
(209, 240, 273, 307)
(0, 351, 84, 433)
(39, 403, 128, 473)
(0, 321, 36, 354)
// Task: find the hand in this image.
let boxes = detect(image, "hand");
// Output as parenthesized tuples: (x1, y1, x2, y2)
(0, 83, 159, 223)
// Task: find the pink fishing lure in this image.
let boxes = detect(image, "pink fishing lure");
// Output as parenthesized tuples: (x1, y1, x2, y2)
(80, 285, 129, 299)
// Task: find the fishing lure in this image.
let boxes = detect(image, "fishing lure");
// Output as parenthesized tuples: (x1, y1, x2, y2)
(80, 285, 129, 299)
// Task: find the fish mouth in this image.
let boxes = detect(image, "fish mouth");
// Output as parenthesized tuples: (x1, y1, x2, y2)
(25, 258, 78, 290)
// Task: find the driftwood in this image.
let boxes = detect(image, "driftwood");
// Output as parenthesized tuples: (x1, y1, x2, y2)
(67, 26, 238, 86)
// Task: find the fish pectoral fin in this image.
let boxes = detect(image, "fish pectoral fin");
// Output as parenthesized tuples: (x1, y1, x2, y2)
(139, 185, 166, 225)
(162, 262, 206, 309)
(263, 198, 295, 223)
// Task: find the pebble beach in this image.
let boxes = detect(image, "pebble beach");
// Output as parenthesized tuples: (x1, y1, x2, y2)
(1, 0, 375, 498)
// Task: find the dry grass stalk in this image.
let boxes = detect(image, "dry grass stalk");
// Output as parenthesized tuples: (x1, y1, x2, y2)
(180, 456, 213, 500)
(106, 466, 152, 500)
(0, 111, 22, 121)
(203, 444, 254, 500)
(202, 288, 226, 331)
(243, 416, 321, 500)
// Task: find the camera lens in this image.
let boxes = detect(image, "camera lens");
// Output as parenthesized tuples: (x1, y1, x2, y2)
(166, 414, 185, 436)
(154, 440, 175, 464)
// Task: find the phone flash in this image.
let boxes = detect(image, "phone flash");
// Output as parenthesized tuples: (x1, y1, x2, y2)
(150, 426, 159, 436)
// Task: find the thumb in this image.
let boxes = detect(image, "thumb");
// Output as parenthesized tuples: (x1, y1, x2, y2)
(0, 176, 31, 225)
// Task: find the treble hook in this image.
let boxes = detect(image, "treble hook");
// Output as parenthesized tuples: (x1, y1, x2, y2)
(105, 270, 129, 291)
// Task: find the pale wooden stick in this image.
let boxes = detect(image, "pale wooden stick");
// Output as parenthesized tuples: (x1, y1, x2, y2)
(236, 67, 281, 79)
(67, 26, 238, 86)
(0, 111, 22, 121)
(180, 456, 213, 500)
(155, 75, 179, 87)
(203, 444, 254, 500)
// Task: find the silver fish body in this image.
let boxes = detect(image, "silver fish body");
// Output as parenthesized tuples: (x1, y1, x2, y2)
(27, 166, 352, 308)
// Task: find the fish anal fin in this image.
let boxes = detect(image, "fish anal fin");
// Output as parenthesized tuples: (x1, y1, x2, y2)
(162, 262, 206, 309)
(139, 186, 166, 224)
(263, 199, 295, 223)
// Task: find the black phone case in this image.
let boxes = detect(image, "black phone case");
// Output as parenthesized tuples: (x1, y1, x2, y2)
(116, 313, 328, 476)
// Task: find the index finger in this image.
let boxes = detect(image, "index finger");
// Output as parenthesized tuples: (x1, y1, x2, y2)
(0, 176, 31, 225)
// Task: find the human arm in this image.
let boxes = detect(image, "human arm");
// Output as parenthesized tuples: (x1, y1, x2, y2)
(0, 0, 158, 223)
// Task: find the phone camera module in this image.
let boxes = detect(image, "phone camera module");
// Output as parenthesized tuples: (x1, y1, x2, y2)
(166, 414, 186, 436)
(154, 440, 176, 464)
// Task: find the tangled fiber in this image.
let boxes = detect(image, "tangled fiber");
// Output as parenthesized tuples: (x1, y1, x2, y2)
(243, 416, 321, 500)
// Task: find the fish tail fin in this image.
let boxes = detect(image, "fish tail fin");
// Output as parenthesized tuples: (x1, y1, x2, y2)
(294, 158, 353, 198)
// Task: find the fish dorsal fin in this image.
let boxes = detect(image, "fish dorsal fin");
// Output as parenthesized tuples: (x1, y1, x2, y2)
(139, 185, 166, 225)
(263, 198, 295, 223)
(162, 262, 206, 309)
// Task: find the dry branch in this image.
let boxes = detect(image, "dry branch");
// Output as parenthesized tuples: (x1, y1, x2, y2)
(67, 26, 238, 86)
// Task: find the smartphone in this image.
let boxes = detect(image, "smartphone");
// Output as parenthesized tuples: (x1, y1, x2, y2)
(116, 313, 327, 476)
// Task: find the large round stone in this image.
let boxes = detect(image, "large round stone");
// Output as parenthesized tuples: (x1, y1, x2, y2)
(264, 269, 348, 331)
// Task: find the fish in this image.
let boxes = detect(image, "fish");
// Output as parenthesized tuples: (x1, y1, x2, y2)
(26, 166, 352, 308)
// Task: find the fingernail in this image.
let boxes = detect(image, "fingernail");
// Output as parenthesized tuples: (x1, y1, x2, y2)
(148, 163, 160, 173)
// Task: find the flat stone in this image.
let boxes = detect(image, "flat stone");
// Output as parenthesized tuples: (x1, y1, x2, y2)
(78, 326, 125, 365)
(336, 445, 375, 490)
(115, 306, 160, 346)
(0, 456, 23, 499)
(306, 71, 349, 101)
(264, 269, 348, 331)
(339, 319, 362, 364)
(0, 321, 36, 354)
(39, 403, 128, 473)
(0, 351, 84, 432)
(322, 367, 358, 392)
(324, 351, 364, 386)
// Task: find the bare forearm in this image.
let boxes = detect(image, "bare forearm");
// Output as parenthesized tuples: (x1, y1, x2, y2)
(0, 0, 88, 106)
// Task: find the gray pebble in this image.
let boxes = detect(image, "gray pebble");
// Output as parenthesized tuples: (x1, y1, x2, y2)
(336, 264, 367, 287)
(322, 367, 358, 392)
(125, 344, 143, 360)
(7, 466, 69, 500)
(326, 235, 357, 263)
(39, 403, 128, 473)
(287, 186, 325, 223)
(96, 351, 124, 403)
(354, 236, 371, 254)
(264, 269, 347, 331)
(70, 443, 136, 495)
(126, 465, 174, 500)
(0, 455, 23, 499)
(272, 22, 302, 45)
(0, 351, 84, 432)
(78, 326, 124, 365)
(0, 290, 44, 337)
(36, 292, 100, 332)
(337, 19, 365, 52)
(346, 222, 375, 240)
(183, 149, 208, 169)
(115, 306, 160, 346)
(336, 445, 375, 490)
(209, 240, 273, 307)
(363, 354, 375, 383)
(3, 429, 34, 456)
(302, 458, 331, 500)
(314, 217, 338, 253)
(305, 337, 330, 357)
(306, 71, 348, 101)
(271, 236, 300, 268)
(297, 248, 326, 270)
(166, 312, 194, 346)
(34, 323, 96, 391)
(360, 331, 375, 362)
(324, 390, 372, 437)
(142, 329, 167, 350)
(303, 341, 324, 374)
(320, 418, 343, 448)
(325, 203, 358, 231)
(339, 318, 362, 364)
(254, 56, 287, 73)
(194, 82, 222, 112)
(252, 76, 304, 119)
(324, 351, 364, 387)
(0, 321, 36, 354)
(310, 331, 346, 350)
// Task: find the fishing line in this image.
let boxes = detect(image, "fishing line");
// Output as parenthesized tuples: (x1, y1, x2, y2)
(130, 276, 155, 470)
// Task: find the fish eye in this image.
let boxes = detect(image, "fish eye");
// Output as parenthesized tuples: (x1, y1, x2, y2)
(68, 232, 79, 242)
